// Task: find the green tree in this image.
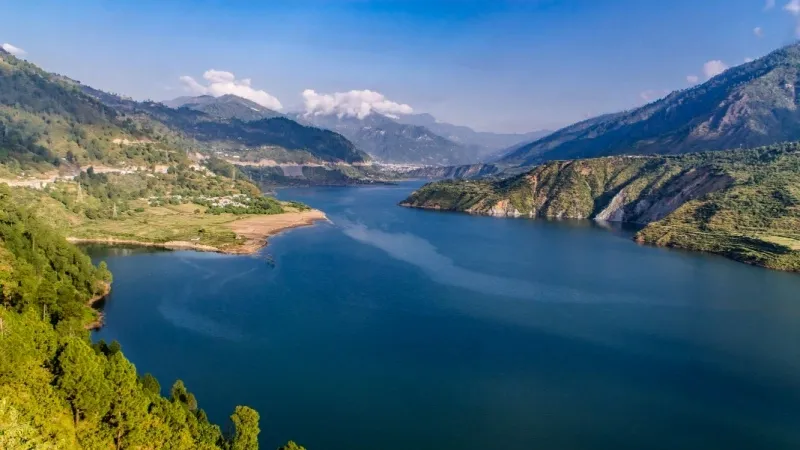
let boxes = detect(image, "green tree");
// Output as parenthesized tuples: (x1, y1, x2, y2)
(229, 406, 260, 450)
(105, 352, 149, 449)
(55, 337, 112, 424)
(187, 392, 198, 412)
(171, 379, 189, 404)
(140, 373, 161, 395)
(277, 441, 306, 450)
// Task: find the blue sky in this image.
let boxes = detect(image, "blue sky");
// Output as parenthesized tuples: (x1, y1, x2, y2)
(1, 0, 798, 132)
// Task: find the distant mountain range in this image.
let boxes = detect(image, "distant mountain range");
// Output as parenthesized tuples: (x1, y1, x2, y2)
(297, 111, 549, 166)
(155, 94, 547, 167)
(396, 113, 551, 155)
(500, 43, 800, 166)
(86, 91, 368, 164)
(296, 112, 476, 165)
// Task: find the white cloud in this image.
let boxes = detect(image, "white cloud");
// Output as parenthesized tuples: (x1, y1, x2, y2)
(703, 60, 729, 79)
(686, 75, 700, 84)
(179, 69, 283, 110)
(1, 43, 26, 56)
(785, 1, 800, 37)
(754, 26, 764, 37)
(766, 0, 776, 9)
(639, 89, 668, 102)
(302, 89, 413, 119)
(744, 57, 755, 63)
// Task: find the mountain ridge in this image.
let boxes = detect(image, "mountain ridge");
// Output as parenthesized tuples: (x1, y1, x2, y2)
(163, 94, 284, 122)
(500, 43, 800, 165)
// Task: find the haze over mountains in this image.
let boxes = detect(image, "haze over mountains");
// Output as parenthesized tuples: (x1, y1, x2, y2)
(300, 111, 550, 165)
(297, 112, 480, 166)
(160, 93, 549, 166)
(396, 113, 551, 155)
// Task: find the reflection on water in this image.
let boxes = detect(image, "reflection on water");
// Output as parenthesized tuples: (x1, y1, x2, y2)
(78, 243, 172, 257)
(334, 216, 656, 305)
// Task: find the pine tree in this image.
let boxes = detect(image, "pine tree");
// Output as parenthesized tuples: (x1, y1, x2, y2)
(230, 406, 260, 450)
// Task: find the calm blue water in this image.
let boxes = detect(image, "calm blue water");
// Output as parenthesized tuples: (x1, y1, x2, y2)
(91, 182, 800, 450)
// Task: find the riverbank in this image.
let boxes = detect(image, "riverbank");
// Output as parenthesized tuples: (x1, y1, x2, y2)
(68, 209, 328, 255)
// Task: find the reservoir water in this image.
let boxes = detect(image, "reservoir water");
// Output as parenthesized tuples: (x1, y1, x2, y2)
(90, 182, 800, 450)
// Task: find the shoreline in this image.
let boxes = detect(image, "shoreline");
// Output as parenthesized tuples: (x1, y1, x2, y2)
(68, 209, 328, 256)
(402, 202, 799, 274)
(79, 210, 328, 331)
(85, 281, 112, 330)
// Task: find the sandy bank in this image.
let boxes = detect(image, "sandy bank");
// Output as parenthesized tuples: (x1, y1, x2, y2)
(225, 209, 328, 254)
(68, 209, 328, 255)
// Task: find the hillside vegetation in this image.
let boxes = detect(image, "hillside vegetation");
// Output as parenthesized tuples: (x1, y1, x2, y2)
(500, 42, 800, 166)
(0, 48, 366, 178)
(0, 48, 188, 174)
(0, 48, 318, 448)
(0, 183, 313, 449)
(402, 143, 800, 271)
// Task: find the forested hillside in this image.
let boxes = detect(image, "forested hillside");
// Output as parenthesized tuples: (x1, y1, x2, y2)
(0, 183, 306, 448)
(0, 48, 312, 449)
(0, 47, 186, 174)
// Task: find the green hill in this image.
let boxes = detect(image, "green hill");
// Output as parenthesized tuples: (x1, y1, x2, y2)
(0, 183, 283, 449)
(402, 143, 800, 272)
(500, 43, 800, 166)
(0, 49, 317, 449)
(0, 48, 189, 174)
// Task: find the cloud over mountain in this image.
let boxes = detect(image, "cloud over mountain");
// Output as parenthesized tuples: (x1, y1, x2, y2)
(703, 60, 729, 79)
(179, 70, 282, 110)
(639, 89, 668, 102)
(1, 43, 26, 56)
(302, 89, 413, 119)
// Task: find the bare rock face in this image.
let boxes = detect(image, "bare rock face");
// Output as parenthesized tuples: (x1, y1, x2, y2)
(487, 200, 523, 217)
(629, 168, 733, 223)
(594, 189, 628, 222)
(403, 153, 738, 227)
